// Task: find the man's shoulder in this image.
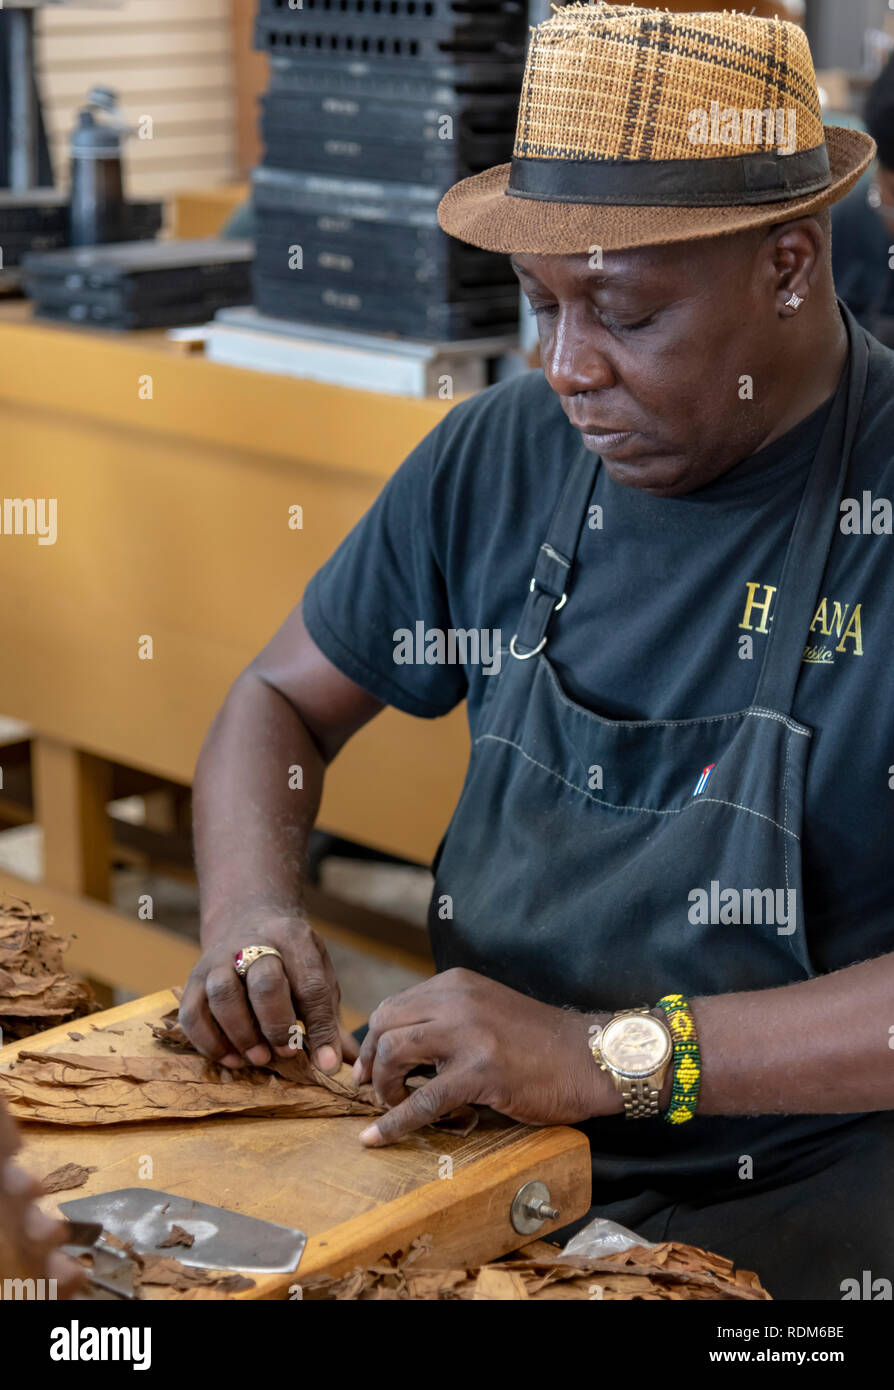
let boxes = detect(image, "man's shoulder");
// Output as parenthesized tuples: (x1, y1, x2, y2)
(434, 367, 565, 460)
(419, 368, 572, 553)
(455, 364, 557, 412)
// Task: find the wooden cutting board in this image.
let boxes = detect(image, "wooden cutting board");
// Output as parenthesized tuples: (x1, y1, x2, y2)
(0, 991, 592, 1298)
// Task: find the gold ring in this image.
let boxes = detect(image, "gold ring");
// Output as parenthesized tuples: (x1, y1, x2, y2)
(233, 945, 285, 979)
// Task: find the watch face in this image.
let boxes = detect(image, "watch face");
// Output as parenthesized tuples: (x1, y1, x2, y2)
(602, 1015, 671, 1078)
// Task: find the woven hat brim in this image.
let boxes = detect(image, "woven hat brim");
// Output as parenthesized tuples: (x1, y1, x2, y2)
(437, 127, 875, 254)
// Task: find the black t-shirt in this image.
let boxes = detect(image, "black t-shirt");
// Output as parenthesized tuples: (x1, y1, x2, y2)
(304, 339, 894, 975)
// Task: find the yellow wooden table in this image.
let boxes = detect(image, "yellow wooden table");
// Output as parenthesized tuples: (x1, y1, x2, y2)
(0, 302, 470, 990)
(0, 991, 592, 1298)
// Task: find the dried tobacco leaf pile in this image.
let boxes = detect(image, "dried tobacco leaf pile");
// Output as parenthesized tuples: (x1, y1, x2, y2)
(133, 1257, 254, 1296)
(302, 1235, 772, 1302)
(0, 901, 98, 1042)
(0, 1036, 382, 1125)
(78, 1229, 256, 1299)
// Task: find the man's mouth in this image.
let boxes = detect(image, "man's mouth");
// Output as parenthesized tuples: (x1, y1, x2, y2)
(578, 428, 639, 451)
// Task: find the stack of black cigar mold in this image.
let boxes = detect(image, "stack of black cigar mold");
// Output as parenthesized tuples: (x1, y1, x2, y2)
(251, 0, 526, 340)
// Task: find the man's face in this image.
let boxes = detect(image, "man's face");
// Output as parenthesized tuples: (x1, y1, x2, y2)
(512, 232, 789, 498)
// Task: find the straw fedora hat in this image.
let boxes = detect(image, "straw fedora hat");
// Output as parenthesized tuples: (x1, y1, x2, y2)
(437, 3, 876, 253)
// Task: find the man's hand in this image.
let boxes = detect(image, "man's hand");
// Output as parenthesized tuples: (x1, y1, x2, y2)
(353, 968, 619, 1145)
(0, 1100, 86, 1298)
(179, 912, 358, 1074)
(188, 612, 382, 1077)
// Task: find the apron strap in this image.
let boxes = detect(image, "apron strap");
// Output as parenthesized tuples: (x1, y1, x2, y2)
(753, 304, 871, 715)
(510, 447, 598, 659)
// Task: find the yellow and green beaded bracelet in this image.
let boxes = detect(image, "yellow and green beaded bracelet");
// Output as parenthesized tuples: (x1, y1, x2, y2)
(656, 993, 701, 1125)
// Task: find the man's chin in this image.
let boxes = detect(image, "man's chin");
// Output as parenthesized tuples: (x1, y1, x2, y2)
(576, 431, 697, 495)
(598, 452, 694, 497)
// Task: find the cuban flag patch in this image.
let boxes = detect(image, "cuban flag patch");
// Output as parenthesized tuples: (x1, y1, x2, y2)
(692, 764, 715, 797)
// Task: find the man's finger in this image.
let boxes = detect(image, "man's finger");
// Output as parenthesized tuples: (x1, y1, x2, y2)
(369, 1024, 438, 1108)
(179, 985, 240, 1065)
(339, 1026, 360, 1064)
(48, 1249, 88, 1300)
(206, 966, 268, 1064)
(355, 993, 436, 1083)
(360, 1071, 466, 1146)
(281, 945, 342, 1073)
(24, 1201, 62, 1244)
(244, 956, 296, 1054)
(354, 1021, 379, 1083)
(3, 1161, 43, 1202)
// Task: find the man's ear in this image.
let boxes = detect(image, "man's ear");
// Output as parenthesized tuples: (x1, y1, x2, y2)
(768, 217, 826, 318)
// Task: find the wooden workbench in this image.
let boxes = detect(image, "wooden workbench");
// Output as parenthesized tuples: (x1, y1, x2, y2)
(0, 302, 470, 990)
(0, 991, 592, 1298)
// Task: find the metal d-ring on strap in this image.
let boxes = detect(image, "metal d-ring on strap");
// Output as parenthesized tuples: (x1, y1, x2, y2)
(509, 632, 547, 659)
(510, 583, 568, 658)
(530, 576, 568, 608)
(509, 451, 597, 662)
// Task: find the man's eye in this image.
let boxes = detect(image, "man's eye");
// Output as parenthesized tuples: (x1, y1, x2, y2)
(598, 312, 654, 333)
(526, 303, 655, 331)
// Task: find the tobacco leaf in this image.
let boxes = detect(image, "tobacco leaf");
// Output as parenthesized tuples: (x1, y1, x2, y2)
(404, 1269, 467, 1299)
(147, 1012, 194, 1052)
(0, 901, 98, 1040)
(78, 1244, 256, 1298)
(472, 1267, 530, 1300)
(301, 1235, 772, 1301)
(133, 1254, 254, 1296)
(41, 1162, 98, 1193)
(157, 1225, 195, 1249)
(0, 1047, 383, 1125)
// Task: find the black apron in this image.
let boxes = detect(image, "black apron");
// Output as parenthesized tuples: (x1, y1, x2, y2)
(428, 305, 894, 1298)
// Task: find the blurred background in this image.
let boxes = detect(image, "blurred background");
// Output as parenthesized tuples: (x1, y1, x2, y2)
(11, 0, 894, 196)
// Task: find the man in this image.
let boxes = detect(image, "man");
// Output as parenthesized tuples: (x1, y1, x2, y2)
(181, 6, 894, 1299)
(0, 1098, 84, 1298)
(831, 51, 894, 345)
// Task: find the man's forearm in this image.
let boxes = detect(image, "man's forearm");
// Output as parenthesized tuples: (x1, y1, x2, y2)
(193, 669, 324, 946)
(667, 952, 894, 1115)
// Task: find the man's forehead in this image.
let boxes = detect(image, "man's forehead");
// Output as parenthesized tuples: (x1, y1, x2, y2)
(509, 247, 673, 285)
(509, 229, 770, 285)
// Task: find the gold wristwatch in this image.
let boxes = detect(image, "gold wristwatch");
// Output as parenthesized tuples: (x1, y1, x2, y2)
(590, 1006, 673, 1118)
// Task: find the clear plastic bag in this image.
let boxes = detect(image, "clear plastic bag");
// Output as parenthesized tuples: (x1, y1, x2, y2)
(560, 1216, 657, 1259)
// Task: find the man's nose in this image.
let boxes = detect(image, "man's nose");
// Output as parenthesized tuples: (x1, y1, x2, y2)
(540, 313, 617, 396)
